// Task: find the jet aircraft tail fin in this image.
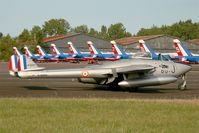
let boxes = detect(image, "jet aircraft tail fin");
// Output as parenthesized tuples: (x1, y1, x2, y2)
(139, 40, 157, 57)
(173, 39, 192, 57)
(51, 44, 62, 55)
(13, 47, 22, 56)
(18, 55, 44, 72)
(139, 40, 150, 53)
(111, 41, 127, 55)
(68, 42, 81, 55)
(9, 55, 18, 76)
(24, 46, 34, 57)
(87, 41, 102, 55)
(37, 45, 47, 56)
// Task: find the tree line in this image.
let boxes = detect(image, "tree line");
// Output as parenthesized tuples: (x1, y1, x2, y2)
(0, 18, 132, 61)
(1, 19, 199, 61)
(137, 19, 199, 40)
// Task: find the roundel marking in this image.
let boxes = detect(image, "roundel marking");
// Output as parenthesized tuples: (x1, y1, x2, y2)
(82, 70, 89, 77)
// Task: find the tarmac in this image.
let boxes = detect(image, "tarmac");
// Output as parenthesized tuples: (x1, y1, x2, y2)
(0, 61, 199, 99)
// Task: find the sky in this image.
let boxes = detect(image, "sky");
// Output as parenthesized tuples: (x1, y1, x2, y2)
(0, 0, 199, 37)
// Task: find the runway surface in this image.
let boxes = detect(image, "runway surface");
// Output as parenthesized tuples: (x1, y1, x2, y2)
(0, 62, 199, 99)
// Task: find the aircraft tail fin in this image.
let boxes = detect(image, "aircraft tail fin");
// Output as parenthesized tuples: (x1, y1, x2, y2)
(68, 42, 81, 55)
(139, 40, 150, 53)
(111, 41, 126, 55)
(9, 55, 18, 76)
(24, 46, 34, 57)
(139, 40, 156, 56)
(51, 44, 62, 55)
(13, 47, 22, 56)
(18, 55, 44, 72)
(173, 39, 192, 57)
(36, 45, 46, 56)
(87, 41, 102, 55)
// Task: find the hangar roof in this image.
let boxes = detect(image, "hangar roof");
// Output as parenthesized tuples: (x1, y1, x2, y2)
(189, 39, 199, 45)
(43, 33, 81, 43)
(115, 35, 164, 45)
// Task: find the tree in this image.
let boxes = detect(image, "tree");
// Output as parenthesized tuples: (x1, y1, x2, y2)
(72, 25, 89, 33)
(0, 34, 19, 61)
(42, 18, 71, 36)
(0, 32, 3, 38)
(88, 28, 98, 37)
(137, 19, 199, 40)
(107, 23, 132, 40)
(31, 26, 44, 45)
(99, 25, 108, 39)
(18, 29, 31, 44)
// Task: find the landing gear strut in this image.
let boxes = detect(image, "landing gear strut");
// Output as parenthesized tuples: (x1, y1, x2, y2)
(178, 74, 187, 90)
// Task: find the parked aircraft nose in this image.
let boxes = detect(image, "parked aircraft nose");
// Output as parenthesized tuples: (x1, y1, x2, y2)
(176, 63, 192, 76)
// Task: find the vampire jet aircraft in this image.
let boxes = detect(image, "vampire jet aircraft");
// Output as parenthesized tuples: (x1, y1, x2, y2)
(10, 55, 191, 90)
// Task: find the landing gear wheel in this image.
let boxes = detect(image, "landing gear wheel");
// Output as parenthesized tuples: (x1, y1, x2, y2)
(178, 74, 187, 90)
(178, 83, 187, 90)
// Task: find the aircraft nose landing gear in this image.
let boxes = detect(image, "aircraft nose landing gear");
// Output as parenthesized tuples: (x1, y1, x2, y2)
(178, 74, 187, 90)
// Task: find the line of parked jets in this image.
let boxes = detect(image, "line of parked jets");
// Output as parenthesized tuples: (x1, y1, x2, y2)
(12, 39, 199, 64)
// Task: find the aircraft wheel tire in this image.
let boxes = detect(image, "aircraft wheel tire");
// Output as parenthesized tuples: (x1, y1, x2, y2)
(178, 84, 187, 90)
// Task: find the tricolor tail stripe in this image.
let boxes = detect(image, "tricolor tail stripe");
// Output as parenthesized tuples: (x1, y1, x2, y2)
(18, 55, 27, 71)
(9, 55, 18, 71)
(23, 55, 27, 70)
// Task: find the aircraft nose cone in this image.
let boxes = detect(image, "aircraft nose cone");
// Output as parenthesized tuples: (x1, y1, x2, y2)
(178, 63, 192, 74)
(183, 64, 192, 73)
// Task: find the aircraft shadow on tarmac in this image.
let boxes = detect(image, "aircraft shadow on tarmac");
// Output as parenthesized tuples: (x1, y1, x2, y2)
(23, 85, 181, 94)
(90, 85, 166, 93)
(24, 86, 56, 91)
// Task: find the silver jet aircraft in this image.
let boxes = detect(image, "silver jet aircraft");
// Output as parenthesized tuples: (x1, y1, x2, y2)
(9, 55, 191, 90)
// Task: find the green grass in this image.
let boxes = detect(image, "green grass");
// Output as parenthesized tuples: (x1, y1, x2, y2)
(0, 99, 199, 133)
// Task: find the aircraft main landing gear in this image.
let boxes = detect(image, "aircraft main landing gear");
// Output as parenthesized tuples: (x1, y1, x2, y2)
(178, 74, 187, 90)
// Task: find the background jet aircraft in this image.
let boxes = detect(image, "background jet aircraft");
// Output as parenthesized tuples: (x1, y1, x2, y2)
(51, 44, 71, 59)
(68, 42, 91, 62)
(51, 43, 87, 62)
(10, 55, 191, 90)
(13, 47, 23, 56)
(139, 40, 172, 61)
(36, 45, 58, 62)
(139, 40, 177, 59)
(173, 39, 199, 64)
(111, 41, 132, 59)
(24, 46, 42, 60)
(87, 41, 117, 61)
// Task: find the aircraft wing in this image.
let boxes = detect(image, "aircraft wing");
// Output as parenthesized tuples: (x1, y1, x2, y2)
(116, 65, 154, 74)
